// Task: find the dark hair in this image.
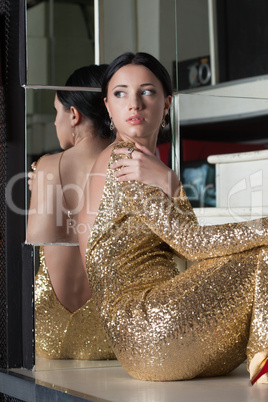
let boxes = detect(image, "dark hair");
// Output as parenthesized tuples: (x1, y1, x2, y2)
(57, 65, 111, 139)
(102, 52, 173, 98)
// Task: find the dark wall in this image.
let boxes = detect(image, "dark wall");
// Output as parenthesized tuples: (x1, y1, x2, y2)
(0, 0, 34, 369)
(217, 0, 268, 82)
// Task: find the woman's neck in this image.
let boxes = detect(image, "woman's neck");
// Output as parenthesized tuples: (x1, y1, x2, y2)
(74, 135, 111, 158)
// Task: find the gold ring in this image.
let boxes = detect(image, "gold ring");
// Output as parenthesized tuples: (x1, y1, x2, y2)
(127, 147, 134, 158)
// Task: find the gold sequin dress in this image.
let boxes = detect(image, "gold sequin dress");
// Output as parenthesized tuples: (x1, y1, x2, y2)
(86, 142, 268, 381)
(35, 247, 115, 360)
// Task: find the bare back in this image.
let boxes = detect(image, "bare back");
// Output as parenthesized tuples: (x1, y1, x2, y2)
(27, 139, 105, 311)
(27, 139, 99, 245)
(42, 244, 91, 313)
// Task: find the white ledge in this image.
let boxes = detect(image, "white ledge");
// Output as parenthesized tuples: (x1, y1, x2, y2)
(207, 149, 268, 164)
(194, 207, 268, 217)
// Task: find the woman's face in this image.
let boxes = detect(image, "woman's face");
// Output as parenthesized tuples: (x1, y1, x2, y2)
(104, 64, 172, 149)
(54, 94, 73, 150)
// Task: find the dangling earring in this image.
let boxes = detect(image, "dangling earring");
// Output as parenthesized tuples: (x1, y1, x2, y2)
(110, 117, 115, 131)
(72, 127, 75, 137)
(161, 118, 166, 128)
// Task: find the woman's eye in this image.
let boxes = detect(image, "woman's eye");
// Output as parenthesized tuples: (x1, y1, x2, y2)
(114, 91, 125, 98)
(142, 89, 155, 96)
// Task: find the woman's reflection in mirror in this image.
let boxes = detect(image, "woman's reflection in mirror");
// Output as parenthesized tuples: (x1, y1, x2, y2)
(27, 65, 115, 360)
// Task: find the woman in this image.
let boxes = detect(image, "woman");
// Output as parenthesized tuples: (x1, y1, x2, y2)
(27, 65, 116, 359)
(79, 52, 268, 383)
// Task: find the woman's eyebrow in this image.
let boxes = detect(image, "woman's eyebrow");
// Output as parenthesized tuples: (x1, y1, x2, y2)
(112, 84, 128, 90)
(140, 83, 155, 87)
(112, 83, 155, 90)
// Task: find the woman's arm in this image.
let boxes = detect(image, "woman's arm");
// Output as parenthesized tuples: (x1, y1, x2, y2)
(27, 155, 59, 244)
(124, 181, 268, 261)
(110, 144, 268, 261)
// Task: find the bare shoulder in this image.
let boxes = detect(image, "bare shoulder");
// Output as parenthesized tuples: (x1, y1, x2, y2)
(91, 142, 116, 174)
(34, 152, 61, 174)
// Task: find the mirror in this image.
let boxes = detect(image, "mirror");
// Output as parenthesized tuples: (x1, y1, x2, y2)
(26, 0, 96, 86)
(25, 0, 178, 371)
(177, 85, 268, 209)
(26, 0, 177, 86)
(172, 0, 268, 208)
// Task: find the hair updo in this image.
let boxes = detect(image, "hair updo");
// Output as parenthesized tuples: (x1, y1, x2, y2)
(57, 65, 111, 139)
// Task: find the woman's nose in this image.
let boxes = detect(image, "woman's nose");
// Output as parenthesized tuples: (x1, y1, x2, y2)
(128, 94, 142, 110)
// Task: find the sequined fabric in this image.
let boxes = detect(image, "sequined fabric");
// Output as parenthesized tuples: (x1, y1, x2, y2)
(35, 247, 115, 360)
(86, 141, 268, 381)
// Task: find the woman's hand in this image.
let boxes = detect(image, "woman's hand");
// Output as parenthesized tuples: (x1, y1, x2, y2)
(111, 142, 181, 197)
(28, 161, 37, 191)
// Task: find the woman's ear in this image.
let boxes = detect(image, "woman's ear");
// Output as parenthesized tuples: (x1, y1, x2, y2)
(104, 97, 110, 115)
(70, 106, 81, 126)
(164, 95, 172, 114)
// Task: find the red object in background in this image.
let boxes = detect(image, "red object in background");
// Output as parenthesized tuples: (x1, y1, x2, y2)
(156, 142, 171, 166)
(183, 139, 267, 162)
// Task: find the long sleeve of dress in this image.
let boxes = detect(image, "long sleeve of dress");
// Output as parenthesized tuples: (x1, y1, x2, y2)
(112, 147, 268, 262)
(123, 182, 268, 260)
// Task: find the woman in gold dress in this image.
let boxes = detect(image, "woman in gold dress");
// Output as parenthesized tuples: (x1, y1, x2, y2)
(27, 65, 115, 360)
(79, 52, 268, 383)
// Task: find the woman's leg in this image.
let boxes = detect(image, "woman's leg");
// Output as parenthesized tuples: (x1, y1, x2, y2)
(115, 247, 268, 381)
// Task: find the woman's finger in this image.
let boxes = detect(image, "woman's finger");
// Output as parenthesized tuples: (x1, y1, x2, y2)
(110, 157, 137, 169)
(113, 147, 133, 155)
(113, 164, 138, 177)
(28, 179, 33, 191)
(114, 171, 137, 182)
